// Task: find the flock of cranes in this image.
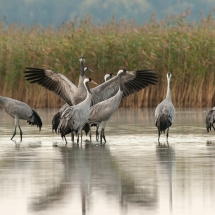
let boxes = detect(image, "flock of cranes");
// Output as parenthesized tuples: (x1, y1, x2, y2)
(0, 56, 214, 144)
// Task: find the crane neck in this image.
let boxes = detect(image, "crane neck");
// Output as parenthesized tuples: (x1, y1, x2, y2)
(118, 73, 124, 92)
(77, 60, 85, 89)
(84, 81, 91, 95)
(83, 81, 92, 106)
(166, 77, 172, 101)
(80, 59, 85, 77)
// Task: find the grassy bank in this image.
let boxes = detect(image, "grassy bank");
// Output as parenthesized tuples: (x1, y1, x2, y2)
(0, 13, 215, 108)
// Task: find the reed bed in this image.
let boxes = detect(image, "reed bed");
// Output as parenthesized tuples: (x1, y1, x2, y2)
(0, 13, 215, 108)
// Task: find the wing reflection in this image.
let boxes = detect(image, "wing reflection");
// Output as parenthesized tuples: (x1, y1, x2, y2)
(28, 144, 158, 214)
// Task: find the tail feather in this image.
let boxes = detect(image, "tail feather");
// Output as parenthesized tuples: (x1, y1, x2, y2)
(52, 112, 61, 133)
(205, 109, 215, 133)
(52, 103, 70, 133)
(27, 110, 43, 131)
(82, 123, 90, 136)
(156, 114, 172, 133)
(58, 117, 73, 138)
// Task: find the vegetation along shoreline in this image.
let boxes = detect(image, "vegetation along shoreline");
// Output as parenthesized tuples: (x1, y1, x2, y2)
(0, 14, 214, 108)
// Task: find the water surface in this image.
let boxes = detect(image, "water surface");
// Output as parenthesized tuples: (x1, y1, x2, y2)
(0, 108, 214, 215)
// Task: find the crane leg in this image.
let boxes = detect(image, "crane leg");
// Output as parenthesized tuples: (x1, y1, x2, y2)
(96, 125, 99, 141)
(102, 128, 106, 143)
(100, 129, 103, 144)
(100, 128, 106, 144)
(212, 124, 215, 130)
(166, 127, 169, 145)
(77, 133, 79, 144)
(81, 129, 82, 146)
(158, 130, 161, 145)
(64, 136, 68, 146)
(71, 132, 74, 143)
(18, 125, 23, 142)
(11, 125, 17, 140)
(89, 125, 92, 141)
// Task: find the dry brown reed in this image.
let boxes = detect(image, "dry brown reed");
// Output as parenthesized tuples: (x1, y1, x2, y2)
(0, 13, 215, 108)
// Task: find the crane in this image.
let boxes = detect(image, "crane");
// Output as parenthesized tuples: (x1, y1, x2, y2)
(89, 73, 114, 141)
(58, 77, 98, 145)
(205, 107, 215, 132)
(0, 96, 42, 141)
(88, 69, 126, 144)
(155, 72, 175, 144)
(51, 58, 92, 132)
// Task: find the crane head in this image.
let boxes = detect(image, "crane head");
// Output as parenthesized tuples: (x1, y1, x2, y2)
(79, 56, 85, 63)
(104, 73, 114, 82)
(167, 72, 172, 79)
(84, 66, 93, 73)
(85, 77, 98, 85)
(117, 68, 126, 76)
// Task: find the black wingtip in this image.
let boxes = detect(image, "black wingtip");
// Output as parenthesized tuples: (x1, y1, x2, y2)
(52, 112, 61, 133)
(83, 123, 90, 136)
(31, 110, 43, 131)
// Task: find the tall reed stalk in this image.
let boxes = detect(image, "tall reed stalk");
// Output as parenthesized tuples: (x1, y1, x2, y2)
(0, 13, 214, 108)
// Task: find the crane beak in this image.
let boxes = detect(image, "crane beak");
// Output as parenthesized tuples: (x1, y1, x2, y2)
(91, 80, 98, 85)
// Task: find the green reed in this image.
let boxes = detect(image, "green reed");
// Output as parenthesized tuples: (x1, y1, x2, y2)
(0, 13, 214, 108)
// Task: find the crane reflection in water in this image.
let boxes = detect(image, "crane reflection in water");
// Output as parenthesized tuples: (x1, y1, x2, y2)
(28, 143, 158, 214)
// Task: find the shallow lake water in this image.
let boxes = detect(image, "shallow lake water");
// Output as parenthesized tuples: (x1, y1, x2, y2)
(0, 107, 215, 215)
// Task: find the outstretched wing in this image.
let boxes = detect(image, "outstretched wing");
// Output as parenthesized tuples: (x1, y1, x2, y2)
(91, 69, 158, 105)
(24, 68, 77, 106)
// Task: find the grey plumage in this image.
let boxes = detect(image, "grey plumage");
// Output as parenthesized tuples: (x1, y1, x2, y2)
(24, 68, 77, 106)
(0, 96, 42, 141)
(88, 69, 126, 144)
(52, 58, 92, 140)
(155, 73, 175, 144)
(52, 103, 69, 133)
(24, 67, 158, 107)
(89, 73, 114, 140)
(58, 77, 97, 145)
(25, 57, 93, 137)
(24, 57, 93, 107)
(90, 69, 158, 106)
(205, 107, 215, 132)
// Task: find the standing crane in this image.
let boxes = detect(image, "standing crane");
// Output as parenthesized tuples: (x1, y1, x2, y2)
(88, 69, 126, 144)
(89, 73, 114, 140)
(0, 96, 42, 141)
(58, 77, 98, 145)
(205, 107, 215, 132)
(155, 72, 175, 144)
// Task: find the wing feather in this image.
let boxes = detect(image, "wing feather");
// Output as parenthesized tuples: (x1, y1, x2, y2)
(91, 69, 158, 104)
(24, 68, 77, 106)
